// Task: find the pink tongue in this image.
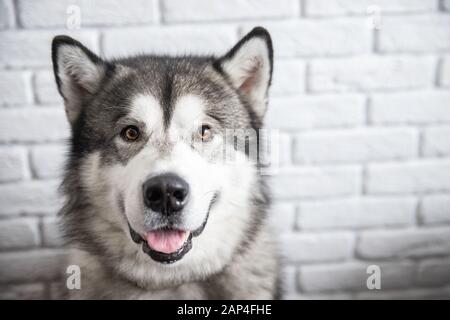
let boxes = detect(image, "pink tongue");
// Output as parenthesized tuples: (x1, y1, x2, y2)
(146, 230, 187, 254)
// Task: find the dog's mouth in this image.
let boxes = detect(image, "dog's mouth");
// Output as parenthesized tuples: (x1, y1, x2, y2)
(128, 191, 220, 264)
(129, 226, 193, 264)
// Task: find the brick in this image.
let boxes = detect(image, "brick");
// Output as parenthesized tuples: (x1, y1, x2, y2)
(440, 55, 450, 87)
(379, 15, 450, 53)
(0, 71, 33, 105)
(0, 30, 98, 67)
(421, 194, 450, 225)
(371, 91, 450, 124)
(0, 249, 66, 283)
(102, 25, 237, 57)
(0, 147, 29, 182)
(299, 261, 415, 292)
(0, 180, 60, 216)
(297, 197, 417, 230)
(42, 216, 63, 247)
(17, 0, 157, 28)
(357, 227, 450, 259)
(162, 0, 299, 22)
(266, 94, 365, 130)
(294, 127, 418, 164)
(416, 257, 450, 286)
(30, 144, 66, 179)
(280, 232, 354, 263)
(271, 166, 361, 199)
(305, 0, 438, 16)
(271, 60, 305, 96)
(242, 18, 371, 57)
(356, 286, 450, 299)
(367, 160, 450, 194)
(309, 56, 435, 92)
(0, 0, 15, 29)
(34, 70, 61, 105)
(423, 126, 450, 156)
(286, 292, 352, 300)
(445, 0, 450, 10)
(268, 202, 296, 232)
(0, 283, 46, 299)
(0, 218, 40, 249)
(0, 108, 69, 143)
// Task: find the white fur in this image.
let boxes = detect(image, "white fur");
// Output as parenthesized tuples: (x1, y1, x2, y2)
(220, 37, 271, 117)
(128, 94, 164, 136)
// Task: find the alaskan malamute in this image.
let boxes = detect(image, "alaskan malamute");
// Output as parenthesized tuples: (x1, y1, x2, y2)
(53, 27, 279, 299)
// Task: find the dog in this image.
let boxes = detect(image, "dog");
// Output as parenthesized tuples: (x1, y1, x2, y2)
(52, 26, 280, 299)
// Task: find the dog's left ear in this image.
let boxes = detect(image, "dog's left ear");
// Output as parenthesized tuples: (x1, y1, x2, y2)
(214, 27, 273, 119)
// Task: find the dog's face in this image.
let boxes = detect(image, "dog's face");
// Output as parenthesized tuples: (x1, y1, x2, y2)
(53, 28, 273, 287)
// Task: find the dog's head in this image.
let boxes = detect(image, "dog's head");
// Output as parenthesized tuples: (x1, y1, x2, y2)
(53, 27, 273, 287)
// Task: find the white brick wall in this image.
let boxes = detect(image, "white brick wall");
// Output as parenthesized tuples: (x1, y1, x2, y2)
(0, 0, 449, 299)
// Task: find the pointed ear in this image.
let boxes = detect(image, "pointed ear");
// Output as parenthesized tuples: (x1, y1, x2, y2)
(52, 35, 111, 126)
(214, 27, 273, 119)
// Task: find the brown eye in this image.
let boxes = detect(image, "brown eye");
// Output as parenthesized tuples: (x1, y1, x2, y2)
(121, 126, 140, 141)
(198, 124, 212, 142)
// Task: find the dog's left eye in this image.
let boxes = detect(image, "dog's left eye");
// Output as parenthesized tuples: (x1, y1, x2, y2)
(198, 125, 212, 142)
(121, 126, 140, 142)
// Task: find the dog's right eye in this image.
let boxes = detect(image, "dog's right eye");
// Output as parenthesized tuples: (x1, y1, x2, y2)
(121, 126, 140, 142)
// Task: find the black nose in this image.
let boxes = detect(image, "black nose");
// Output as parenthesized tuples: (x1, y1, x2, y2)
(143, 173, 189, 215)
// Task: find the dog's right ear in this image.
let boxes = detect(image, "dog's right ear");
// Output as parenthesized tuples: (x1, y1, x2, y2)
(52, 35, 111, 126)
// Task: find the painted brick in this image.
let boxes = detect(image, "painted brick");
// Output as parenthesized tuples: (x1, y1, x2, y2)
(367, 160, 450, 194)
(17, 0, 157, 28)
(305, 0, 438, 16)
(271, 60, 305, 96)
(30, 144, 66, 179)
(266, 94, 365, 130)
(0, 0, 15, 29)
(102, 25, 237, 57)
(0, 250, 66, 283)
(416, 257, 450, 286)
(442, 55, 450, 86)
(0, 147, 29, 182)
(421, 194, 450, 225)
(0, 71, 33, 105)
(379, 15, 450, 53)
(162, 0, 299, 22)
(0, 180, 60, 216)
(0, 218, 40, 250)
(0, 30, 98, 67)
(241, 18, 371, 57)
(423, 126, 450, 157)
(294, 127, 418, 164)
(297, 197, 417, 230)
(34, 70, 61, 105)
(371, 91, 450, 124)
(299, 261, 415, 292)
(0, 108, 69, 143)
(271, 166, 361, 199)
(309, 56, 436, 92)
(280, 231, 354, 263)
(357, 227, 450, 259)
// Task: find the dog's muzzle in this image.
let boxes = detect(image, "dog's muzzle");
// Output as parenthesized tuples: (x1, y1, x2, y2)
(128, 191, 219, 264)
